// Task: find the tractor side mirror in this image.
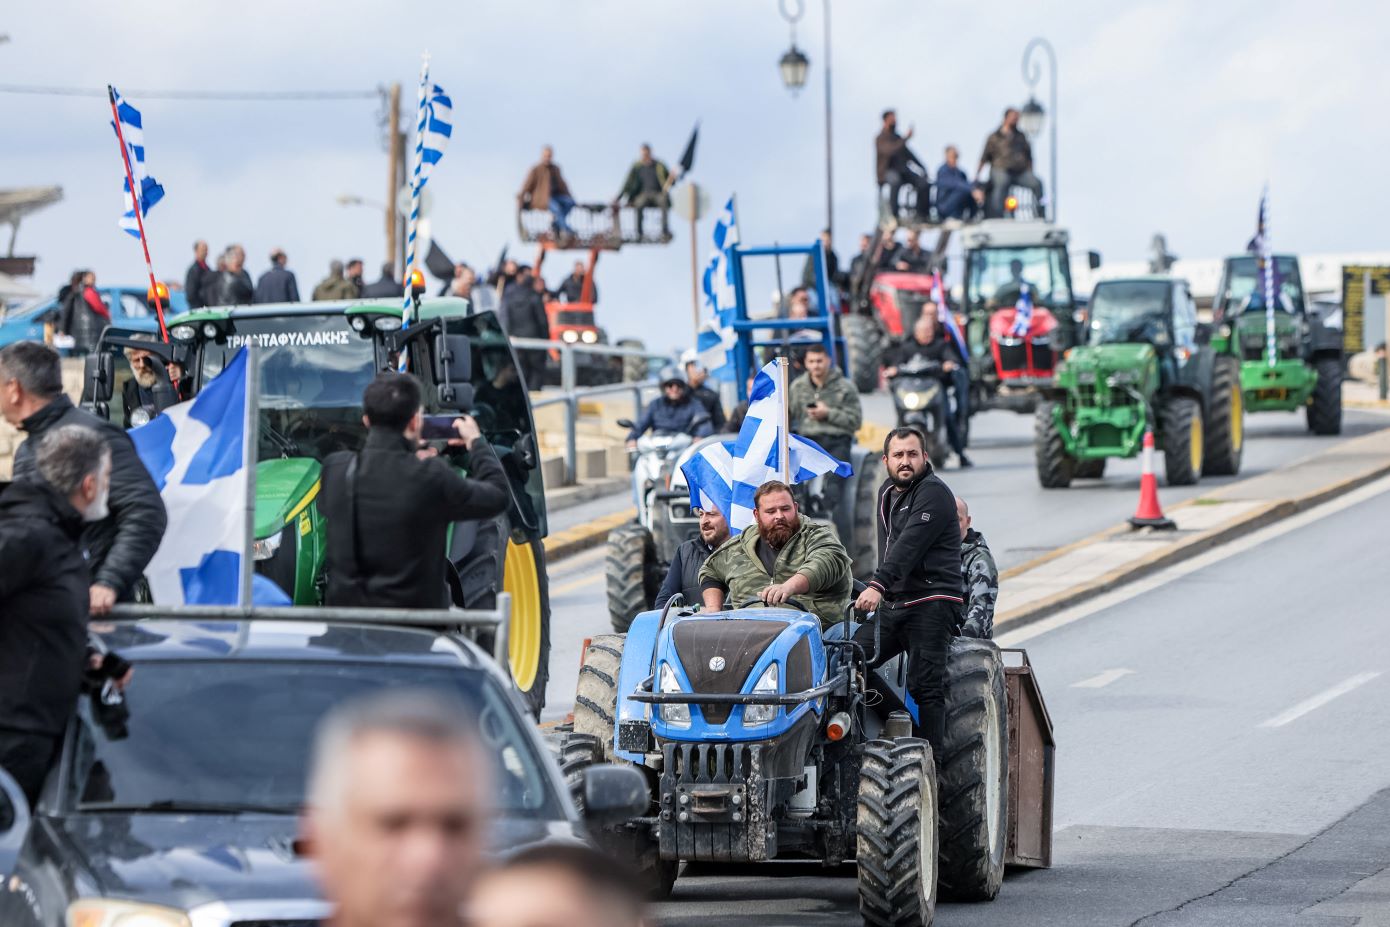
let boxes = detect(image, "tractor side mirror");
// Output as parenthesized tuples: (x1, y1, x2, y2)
(82, 352, 114, 404)
(1194, 322, 1214, 345)
(0, 766, 32, 880)
(581, 764, 649, 824)
(432, 334, 473, 408)
(1087, 250, 1102, 270)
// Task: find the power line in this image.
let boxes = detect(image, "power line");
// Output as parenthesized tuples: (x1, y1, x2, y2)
(0, 83, 378, 100)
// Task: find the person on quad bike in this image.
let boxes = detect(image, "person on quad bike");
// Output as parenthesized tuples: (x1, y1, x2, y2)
(956, 495, 997, 639)
(698, 480, 852, 628)
(624, 367, 713, 448)
(882, 312, 973, 468)
(854, 427, 963, 754)
(655, 505, 730, 610)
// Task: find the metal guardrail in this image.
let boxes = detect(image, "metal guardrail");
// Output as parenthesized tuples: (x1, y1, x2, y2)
(509, 336, 666, 393)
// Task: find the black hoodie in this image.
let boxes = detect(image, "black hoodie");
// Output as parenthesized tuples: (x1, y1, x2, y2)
(866, 463, 962, 607)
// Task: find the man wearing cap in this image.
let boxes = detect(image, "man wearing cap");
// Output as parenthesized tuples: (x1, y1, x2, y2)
(624, 367, 713, 448)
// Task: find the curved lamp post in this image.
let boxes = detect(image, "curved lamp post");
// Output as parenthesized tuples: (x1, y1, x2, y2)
(777, 0, 833, 239)
(1022, 37, 1057, 220)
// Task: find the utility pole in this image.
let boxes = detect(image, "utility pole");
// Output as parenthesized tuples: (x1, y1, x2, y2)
(385, 82, 402, 271)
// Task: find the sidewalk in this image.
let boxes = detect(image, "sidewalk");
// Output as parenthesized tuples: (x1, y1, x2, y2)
(996, 426, 1390, 629)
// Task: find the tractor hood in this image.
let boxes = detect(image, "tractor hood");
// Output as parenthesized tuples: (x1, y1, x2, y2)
(254, 457, 321, 540)
(1057, 343, 1158, 392)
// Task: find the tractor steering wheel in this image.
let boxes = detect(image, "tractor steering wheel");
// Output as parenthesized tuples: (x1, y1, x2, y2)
(737, 596, 810, 612)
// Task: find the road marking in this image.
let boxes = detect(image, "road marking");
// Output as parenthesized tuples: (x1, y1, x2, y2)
(1071, 668, 1134, 689)
(551, 572, 603, 596)
(997, 474, 1390, 649)
(1258, 672, 1381, 729)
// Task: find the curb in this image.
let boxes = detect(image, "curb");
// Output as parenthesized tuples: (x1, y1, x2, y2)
(543, 508, 636, 562)
(994, 444, 1390, 632)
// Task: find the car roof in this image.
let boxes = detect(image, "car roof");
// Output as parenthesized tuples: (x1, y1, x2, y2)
(94, 620, 488, 668)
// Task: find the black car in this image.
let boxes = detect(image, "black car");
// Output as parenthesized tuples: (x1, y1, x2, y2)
(0, 619, 642, 927)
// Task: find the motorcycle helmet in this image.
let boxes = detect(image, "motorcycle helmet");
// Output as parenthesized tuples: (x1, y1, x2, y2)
(658, 365, 687, 389)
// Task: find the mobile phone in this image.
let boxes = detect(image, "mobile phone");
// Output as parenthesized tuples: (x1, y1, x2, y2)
(421, 414, 463, 440)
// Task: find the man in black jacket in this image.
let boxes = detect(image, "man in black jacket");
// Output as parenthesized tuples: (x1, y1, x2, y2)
(184, 240, 213, 310)
(0, 424, 112, 806)
(655, 506, 729, 610)
(1, 342, 168, 615)
(882, 311, 972, 467)
(853, 426, 962, 754)
(319, 372, 510, 610)
(253, 248, 301, 304)
(499, 265, 551, 390)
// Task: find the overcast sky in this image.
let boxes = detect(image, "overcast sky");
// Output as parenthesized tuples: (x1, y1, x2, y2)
(3, 0, 1386, 351)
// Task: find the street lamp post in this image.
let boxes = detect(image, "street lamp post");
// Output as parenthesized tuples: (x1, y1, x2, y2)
(1022, 37, 1057, 220)
(777, 0, 833, 241)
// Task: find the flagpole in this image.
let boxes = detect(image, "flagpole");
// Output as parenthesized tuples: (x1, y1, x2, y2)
(108, 85, 168, 343)
(1261, 185, 1276, 368)
(777, 355, 791, 483)
(239, 345, 259, 610)
(401, 53, 430, 333)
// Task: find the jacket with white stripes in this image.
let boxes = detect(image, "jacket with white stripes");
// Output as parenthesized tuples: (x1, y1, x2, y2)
(866, 464, 963, 608)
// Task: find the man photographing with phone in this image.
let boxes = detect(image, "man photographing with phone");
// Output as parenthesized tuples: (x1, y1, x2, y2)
(319, 372, 510, 609)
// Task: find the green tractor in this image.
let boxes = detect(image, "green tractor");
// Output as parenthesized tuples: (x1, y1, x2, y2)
(1034, 276, 1244, 488)
(82, 297, 554, 715)
(1211, 253, 1342, 435)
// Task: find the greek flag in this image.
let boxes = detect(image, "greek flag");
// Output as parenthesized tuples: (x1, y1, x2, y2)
(111, 87, 164, 239)
(681, 360, 853, 533)
(932, 270, 968, 359)
(1010, 283, 1034, 338)
(129, 348, 287, 606)
(698, 196, 741, 381)
(1247, 186, 1277, 367)
(419, 83, 453, 186)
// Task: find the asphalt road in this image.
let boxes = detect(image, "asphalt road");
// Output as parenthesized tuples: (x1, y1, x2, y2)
(634, 476, 1390, 926)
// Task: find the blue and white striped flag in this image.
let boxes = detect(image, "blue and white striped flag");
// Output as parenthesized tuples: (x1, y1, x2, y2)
(419, 83, 453, 186)
(932, 270, 968, 359)
(1247, 185, 1277, 367)
(110, 86, 164, 239)
(400, 72, 453, 360)
(681, 360, 852, 533)
(1010, 283, 1034, 338)
(699, 196, 741, 381)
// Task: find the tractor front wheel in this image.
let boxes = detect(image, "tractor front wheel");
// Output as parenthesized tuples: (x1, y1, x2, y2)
(1307, 357, 1343, 435)
(606, 523, 657, 633)
(857, 738, 939, 927)
(1161, 396, 1204, 486)
(1073, 457, 1106, 479)
(1203, 357, 1244, 476)
(1033, 401, 1074, 488)
(503, 538, 551, 719)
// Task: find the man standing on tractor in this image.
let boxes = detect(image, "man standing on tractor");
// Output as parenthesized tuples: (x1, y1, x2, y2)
(882, 312, 973, 468)
(519, 145, 577, 239)
(975, 107, 1044, 218)
(699, 480, 852, 628)
(875, 109, 930, 221)
(956, 496, 997, 639)
(789, 344, 863, 516)
(617, 143, 670, 239)
(655, 505, 730, 610)
(624, 367, 713, 448)
(853, 427, 963, 756)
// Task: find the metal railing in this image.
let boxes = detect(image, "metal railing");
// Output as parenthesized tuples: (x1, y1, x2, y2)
(508, 337, 667, 487)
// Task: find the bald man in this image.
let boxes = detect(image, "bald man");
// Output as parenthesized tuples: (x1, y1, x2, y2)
(956, 497, 998, 639)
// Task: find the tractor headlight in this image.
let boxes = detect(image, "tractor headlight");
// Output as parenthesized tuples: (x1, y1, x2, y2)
(561, 329, 580, 344)
(252, 531, 283, 561)
(67, 899, 192, 927)
(169, 324, 196, 342)
(373, 316, 403, 332)
(349, 315, 368, 332)
(1106, 371, 1136, 387)
(743, 663, 780, 725)
(658, 663, 690, 727)
(898, 390, 924, 410)
(580, 329, 598, 344)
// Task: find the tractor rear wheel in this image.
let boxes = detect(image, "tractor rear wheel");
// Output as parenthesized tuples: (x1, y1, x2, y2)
(503, 539, 551, 719)
(606, 523, 657, 633)
(573, 635, 625, 761)
(843, 314, 885, 393)
(1034, 401, 1074, 488)
(850, 450, 880, 581)
(1073, 457, 1106, 479)
(1203, 356, 1244, 476)
(857, 737, 939, 927)
(1161, 396, 1203, 486)
(936, 639, 1009, 901)
(1307, 357, 1343, 435)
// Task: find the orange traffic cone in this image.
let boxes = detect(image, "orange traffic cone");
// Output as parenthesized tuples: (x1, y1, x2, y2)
(1129, 430, 1176, 530)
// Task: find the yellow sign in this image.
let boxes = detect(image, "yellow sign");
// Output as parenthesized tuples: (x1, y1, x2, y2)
(1341, 265, 1390, 353)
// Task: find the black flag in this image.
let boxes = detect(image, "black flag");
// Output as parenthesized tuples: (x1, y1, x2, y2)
(677, 121, 700, 175)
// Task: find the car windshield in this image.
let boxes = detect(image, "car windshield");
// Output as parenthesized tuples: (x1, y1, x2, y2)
(199, 315, 380, 461)
(1219, 256, 1304, 315)
(1088, 281, 1170, 345)
(966, 246, 1073, 314)
(67, 653, 560, 819)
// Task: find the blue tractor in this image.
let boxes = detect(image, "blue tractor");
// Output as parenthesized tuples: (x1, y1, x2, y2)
(558, 595, 1054, 925)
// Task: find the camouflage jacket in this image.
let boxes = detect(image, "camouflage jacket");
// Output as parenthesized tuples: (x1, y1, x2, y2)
(788, 367, 863, 440)
(960, 529, 998, 639)
(699, 515, 853, 628)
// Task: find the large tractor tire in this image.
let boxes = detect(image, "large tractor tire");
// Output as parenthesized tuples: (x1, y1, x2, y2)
(850, 450, 880, 581)
(1203, 356, 1244, 476)
(504, 538, 551, 719)
(842, 313, 885, 393)
(1161, 396, 1203, 486)
(573, 634, 625, 761)
(557, 730, 677, 898)
(857, 737, 939, 927)
(1073, 457, 1106, 479)
(936, 639, 1009, 901)
(1033, 401, 1074, 488)
(1307, 357, 1343, 435)
(606, 523, 658, 633)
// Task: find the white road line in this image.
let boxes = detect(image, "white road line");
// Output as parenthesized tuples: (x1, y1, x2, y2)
(1258, 672, 1382, 729)
(996, 474, 1390, 649)
(1070, 668, 1135, 689)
